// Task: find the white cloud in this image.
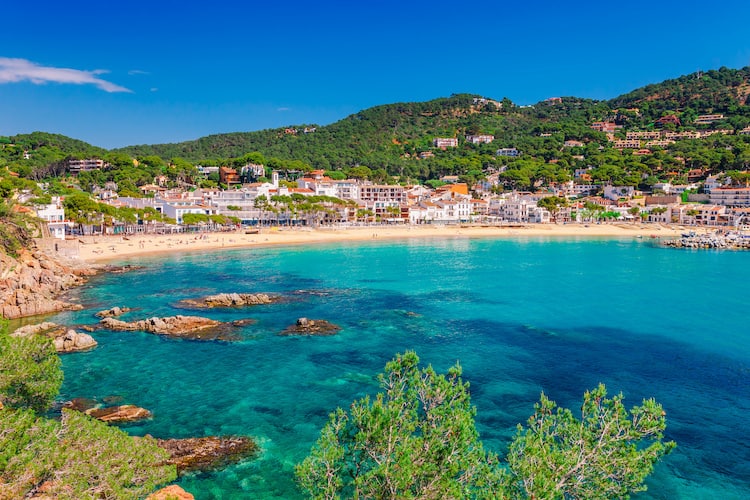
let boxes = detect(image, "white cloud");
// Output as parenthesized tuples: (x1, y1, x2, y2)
(0, 57, 132, 93)
(277, 107, 291, 112)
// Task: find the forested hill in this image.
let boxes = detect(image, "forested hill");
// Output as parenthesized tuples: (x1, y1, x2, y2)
(112, 67, 750, 169)
(113, 93, 612, 172)
(607, 66, 750, 124)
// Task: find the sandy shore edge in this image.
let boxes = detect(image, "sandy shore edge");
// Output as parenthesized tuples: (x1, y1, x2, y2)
(65, 223, 701, 263)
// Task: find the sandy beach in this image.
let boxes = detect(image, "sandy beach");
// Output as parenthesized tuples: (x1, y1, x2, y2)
(65, 223, 699, 263)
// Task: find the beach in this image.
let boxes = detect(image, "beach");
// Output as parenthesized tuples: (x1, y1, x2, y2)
(69, 223, 694, 262)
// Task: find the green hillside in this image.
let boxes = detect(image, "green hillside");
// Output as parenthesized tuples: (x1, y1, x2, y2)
(607, 66, 750, 127)
(3, 66, 750, 190)
(111, 67, 750, 175)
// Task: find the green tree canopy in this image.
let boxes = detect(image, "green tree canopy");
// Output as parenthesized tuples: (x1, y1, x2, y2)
(506, 384, 675, 499)
(0, 329, 62, 413)
(296, 351, 504, 499)
(297, 352, 675, 500)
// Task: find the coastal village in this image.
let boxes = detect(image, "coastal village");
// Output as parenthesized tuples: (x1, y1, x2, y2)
(26, 122, 750, 239)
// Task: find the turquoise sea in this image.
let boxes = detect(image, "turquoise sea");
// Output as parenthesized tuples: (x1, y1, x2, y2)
(51, 237, 750, 499)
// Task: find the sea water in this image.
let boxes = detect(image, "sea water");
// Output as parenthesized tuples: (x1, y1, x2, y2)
(51, 237, 750, 499)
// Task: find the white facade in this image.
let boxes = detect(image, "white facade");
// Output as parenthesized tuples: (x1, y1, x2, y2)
(36, 199, 67, 239)
(710, 187, 750, 207)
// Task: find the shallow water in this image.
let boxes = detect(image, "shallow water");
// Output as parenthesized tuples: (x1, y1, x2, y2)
(53, 237, 750, 499)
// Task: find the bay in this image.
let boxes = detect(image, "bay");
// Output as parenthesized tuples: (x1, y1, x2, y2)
(52, 237, 750, 499)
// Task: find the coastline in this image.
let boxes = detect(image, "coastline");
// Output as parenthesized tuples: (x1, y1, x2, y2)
(66, 223, 697, 263)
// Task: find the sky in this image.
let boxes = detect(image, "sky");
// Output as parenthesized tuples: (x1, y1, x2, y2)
(2, 0, 749, 149)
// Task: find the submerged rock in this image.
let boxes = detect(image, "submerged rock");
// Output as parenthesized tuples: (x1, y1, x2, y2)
(176, 292, 281, 309)
(281, 317, 341, 336)
(156, 436, 258, 474)
(62, 397, 98, 412)
(99, 315, 246, 341)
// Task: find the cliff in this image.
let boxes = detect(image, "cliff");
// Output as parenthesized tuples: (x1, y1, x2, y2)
(0, 240, 93, 320)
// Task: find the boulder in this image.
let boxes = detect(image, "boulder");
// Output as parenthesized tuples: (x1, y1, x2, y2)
(85, 404, 152, 423)
(11, 323, 97, 353)
(156, 436, 258, 474)
(177, 292, 280, 309)
(53, 329, 98, 353)
(147, 485, 194, 500)
(95, 306, 131, 318)
(281, 318, 341, 336)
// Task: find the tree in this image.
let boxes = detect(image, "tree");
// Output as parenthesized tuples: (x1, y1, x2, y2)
(537, 196, 569, 223)
(628, 206, 642, 222)
(0, 329, 62, 413)
(348, 166, 373, 180)
(297, 352, 674, 500)
(506, 384, 675, 499)
(296, 352, 504, 499)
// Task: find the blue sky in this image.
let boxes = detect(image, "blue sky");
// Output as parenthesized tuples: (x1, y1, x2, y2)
(2, 0, 749, 149)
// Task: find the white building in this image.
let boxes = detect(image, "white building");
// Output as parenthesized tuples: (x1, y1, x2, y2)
(68, 158, 105, 174)
(35, 198, 67, 240)
(433, 138, 458, 148)
(466, 135, 495, 144)
(495, 194, 550, 223)
(709, 187, 750, 207)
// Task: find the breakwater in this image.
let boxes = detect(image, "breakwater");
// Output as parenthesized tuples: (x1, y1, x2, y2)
(662, 231, 750, 249)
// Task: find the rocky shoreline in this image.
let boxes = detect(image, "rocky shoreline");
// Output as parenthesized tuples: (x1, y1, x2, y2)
(662, 232, 750, 250)
(0, 244, 93, 319)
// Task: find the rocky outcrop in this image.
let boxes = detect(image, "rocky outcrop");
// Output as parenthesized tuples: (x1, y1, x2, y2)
(95, 306, 131, 318)
(281, 317, 341, 336)
(11, 322, 97, 353)
(100, 315, 249, 341)
(85, 404, 153, 423)
(0, 246, 92, 320)
(147, 485, 194, 500)
(156, 436, 258, 474)
(177, 292, 280, 309)
(53, 329, 97, 353)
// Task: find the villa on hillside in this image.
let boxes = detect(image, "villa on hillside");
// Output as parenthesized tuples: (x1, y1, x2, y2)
(68, 158, 105, 174)
(433, 138, 458, 148)
(465, 135, 495, 144)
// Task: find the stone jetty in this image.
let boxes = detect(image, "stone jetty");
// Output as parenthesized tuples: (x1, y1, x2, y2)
(662, 231, 750, 250)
